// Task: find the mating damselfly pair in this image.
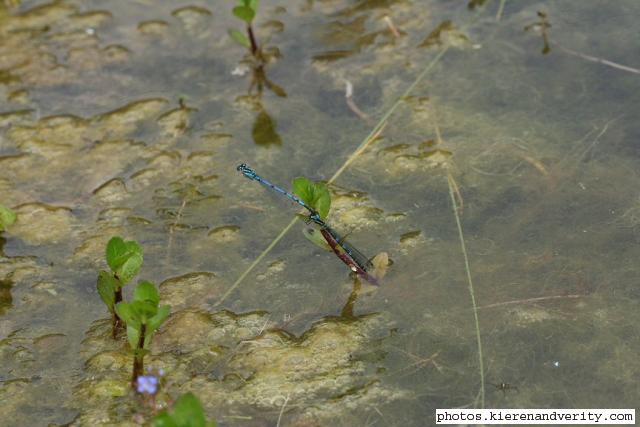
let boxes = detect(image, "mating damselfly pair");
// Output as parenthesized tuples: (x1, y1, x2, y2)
(237, 163, 380, 285)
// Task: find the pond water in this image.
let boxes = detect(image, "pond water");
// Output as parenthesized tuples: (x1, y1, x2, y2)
(1, 0, 639, 425)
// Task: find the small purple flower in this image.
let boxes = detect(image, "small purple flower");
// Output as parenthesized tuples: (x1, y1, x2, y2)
(136, 375, 159, 395)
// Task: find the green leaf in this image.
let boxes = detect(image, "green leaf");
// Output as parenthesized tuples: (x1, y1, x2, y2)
(292, 177, 331, 219)
(233, 5, 254, 24)
(152, 392, 213, 427)
(0, 204, 16, 232)
(147, 304, 171, 333)
(126, 324, 141, 350)
(115, 302, 140, 329)
(151, 412, 176, 427)
(106, 236, 126, 271)
(97, 271, 118, 313)
(106, 237, 143, 283)
(313, 182, 331, 219)
(131, 299, 158, 324)
(248, 0, 259, 12)
(116, 252, 143, 284)
(228, 28, 250, 48)
(144, 305, 170, 348)
(133, 280, 159, 305)
(172, 393, 208, 426)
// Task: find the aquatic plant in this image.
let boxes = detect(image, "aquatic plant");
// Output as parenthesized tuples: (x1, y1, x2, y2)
(97, 236, 144, 338)
(0, 204, 16, 232)
(115, 280, 170, 387)
(152, 392, 215, 427)
(229, 0, 260, 56)
(292, 176, 331, 221)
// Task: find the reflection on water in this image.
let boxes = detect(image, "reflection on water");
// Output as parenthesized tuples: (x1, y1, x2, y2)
(0, 0, 639, 425)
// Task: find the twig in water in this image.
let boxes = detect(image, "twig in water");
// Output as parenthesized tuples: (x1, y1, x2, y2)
(496, 0, 506, 21)
(344, 80, 372, 123)
(553, 42, 640, 75)
(328, 121, 387, 185)
(374, 406, 391, 426)
(276, 393, 290, 427)
(476, 294, 585, 310)
(383, 15, 401, 38)
(393, 349, 443, 377)
(447, 167, 485, 408)
(434, 121, 463, 213)
(170, 198, 188, 235)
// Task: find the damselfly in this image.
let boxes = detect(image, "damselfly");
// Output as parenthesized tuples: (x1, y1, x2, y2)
(237, 163, 377, 282)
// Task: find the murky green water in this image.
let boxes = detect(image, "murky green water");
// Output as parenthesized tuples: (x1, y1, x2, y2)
(1, 0, 639, 425)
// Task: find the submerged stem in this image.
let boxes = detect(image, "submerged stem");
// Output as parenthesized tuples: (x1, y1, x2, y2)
(247, 24, 258, 56)
(447, 171, 485, 408)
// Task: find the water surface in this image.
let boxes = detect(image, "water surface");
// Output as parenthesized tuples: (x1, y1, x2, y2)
(1, 0, 639, 425)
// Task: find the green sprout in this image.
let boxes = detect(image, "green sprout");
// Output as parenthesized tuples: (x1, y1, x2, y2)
(293, 177, 333, 250)
(229, 0, 260, 56)
(115, 280, 170, 387)
(97, 236, 143, 338)
(0, 204, 16, 232)
(292, 176, 331, 220)
(152, 392, 216, 427)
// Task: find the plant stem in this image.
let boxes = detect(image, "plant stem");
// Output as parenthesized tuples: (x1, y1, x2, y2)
(247, 24, 258, 56)
(447, 171, 485, 408)
(112, 286, 124, 339)
(131, 324, 146, 387)
(496, 0, 506, 21)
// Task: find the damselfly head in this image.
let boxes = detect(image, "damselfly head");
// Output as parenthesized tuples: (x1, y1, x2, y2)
(237, 163, 257, 179)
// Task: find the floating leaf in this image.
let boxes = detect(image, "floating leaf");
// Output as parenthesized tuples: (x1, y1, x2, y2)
(0, 204, 16, 232)
(228, 28, 250, 48)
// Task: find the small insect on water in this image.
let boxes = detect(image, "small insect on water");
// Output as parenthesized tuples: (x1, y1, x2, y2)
(491, 382, 519, 396)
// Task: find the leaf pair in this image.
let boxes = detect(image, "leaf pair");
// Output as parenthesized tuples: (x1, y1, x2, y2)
(233, 0, 258, 24)
(152, 393, 215, 427)
(115, 281, 170, 350)
(292, 177, 331, 220)
(106, 236, 143, 283)
(229, 0, 259, 48)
